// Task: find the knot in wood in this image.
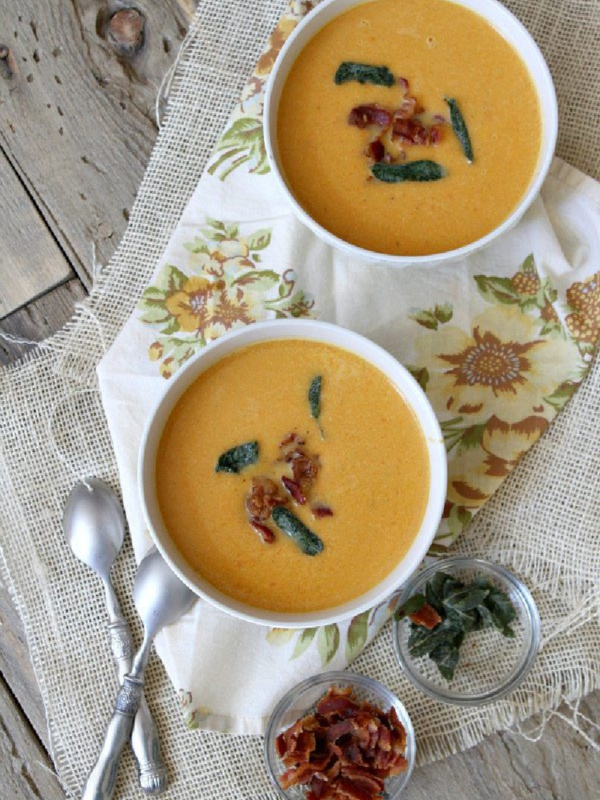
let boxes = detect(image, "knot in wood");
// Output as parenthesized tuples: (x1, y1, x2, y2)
(0, 44, 16, 80)
(107, 8, 145, 57)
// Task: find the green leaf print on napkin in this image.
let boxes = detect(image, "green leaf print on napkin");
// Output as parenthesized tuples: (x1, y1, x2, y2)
(207, 118, 269, 181)
(292, 627, 318, 659)
(138, 217, 314, 378)
(205, 7, 310, 182)
(409, 302, 453, 331)
(345, 610, 370, 661)
(474, 254, 562, 337)
(266, 601, 401, 667)
(317, 624, 340, 666)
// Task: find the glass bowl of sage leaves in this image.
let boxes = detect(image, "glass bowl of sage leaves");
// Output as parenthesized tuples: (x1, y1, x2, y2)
(392, 557, 540, 706)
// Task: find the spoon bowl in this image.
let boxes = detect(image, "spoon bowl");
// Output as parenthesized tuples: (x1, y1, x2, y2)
(63, 478, 124, 581)
(130, 548, 197, 677)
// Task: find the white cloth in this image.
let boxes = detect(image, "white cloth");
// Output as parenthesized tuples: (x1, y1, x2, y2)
(97, 149, 600, 732)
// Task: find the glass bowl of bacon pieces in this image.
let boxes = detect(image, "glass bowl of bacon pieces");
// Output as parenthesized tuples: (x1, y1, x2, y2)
(264, 671, 415, 800)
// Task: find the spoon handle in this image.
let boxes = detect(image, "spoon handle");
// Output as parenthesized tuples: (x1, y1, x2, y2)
(82, 676, 144, 800)
(108, 621, 167, 794)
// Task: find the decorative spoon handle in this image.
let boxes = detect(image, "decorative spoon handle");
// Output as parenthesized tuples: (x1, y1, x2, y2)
(82, 676, 144, 800)
(108, 621, 167, 794)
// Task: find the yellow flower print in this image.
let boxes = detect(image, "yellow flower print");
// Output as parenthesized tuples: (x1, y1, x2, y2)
(416, 306, 582, 424)
(447, 415, 549, 508)
(164, 276, 215, 333)
(565, 273, 600, 350)
(212, 289, 253, 330)
(138, 219, 314, 378)
(255, 17, 298, 77)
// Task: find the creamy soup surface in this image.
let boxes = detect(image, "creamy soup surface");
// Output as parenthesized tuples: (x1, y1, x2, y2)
(156, 340, 430, 612)
(277, 0, 542, 256)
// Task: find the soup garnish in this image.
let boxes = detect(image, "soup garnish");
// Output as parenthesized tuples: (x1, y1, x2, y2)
(339, 66, 471, 180)
(275, 686, 408, 798)
(215, 440, 259, 473)
(216, 377, 333, 551)
(308, 374, 324, 438)
(334, 60, 395, 86)
(272, 506, 324, 556)
(444, 96, 473, 162)
(396, 571, 517, 680)
(371, 160, 445, 183)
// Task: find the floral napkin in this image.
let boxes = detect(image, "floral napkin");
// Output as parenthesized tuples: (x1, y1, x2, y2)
(97, 1, 600, 733)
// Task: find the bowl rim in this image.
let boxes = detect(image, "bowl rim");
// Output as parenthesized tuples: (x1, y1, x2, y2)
(263, 0, 559, 266)
(138, 318, 447, 629)
(263, 670, 416, 800)
(392, 555, 541, 706)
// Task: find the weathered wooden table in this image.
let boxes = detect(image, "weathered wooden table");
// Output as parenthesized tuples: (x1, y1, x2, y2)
(0, 2, 598, 799)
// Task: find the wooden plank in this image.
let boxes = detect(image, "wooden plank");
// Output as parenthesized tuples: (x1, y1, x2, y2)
(0, 152, 72, 318)
(0, 0, 197, 286)
(407, 692, 600, 799)
(0, 673, 64, 800)
(0, 277, 86, 366)
(0, 577, 50, 753)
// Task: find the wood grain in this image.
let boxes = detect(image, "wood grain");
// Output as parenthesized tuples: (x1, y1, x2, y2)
(0, 150, 72, 318)
(0, 672, 64, 800)
(407, 692, 600, 800)
(0, 277, 86, 366)
(0, 576, 51, 753)
(0, 0, 196, 287)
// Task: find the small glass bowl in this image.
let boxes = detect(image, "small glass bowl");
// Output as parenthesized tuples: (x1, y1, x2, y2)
(264, 671, 416, 799)
(392, 556, 541, 706)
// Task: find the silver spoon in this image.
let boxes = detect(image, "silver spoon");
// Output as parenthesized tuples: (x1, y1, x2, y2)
(63, 480, 168, 795)
(82, 546, 196, 800)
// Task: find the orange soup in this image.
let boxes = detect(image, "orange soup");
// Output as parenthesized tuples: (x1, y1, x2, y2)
(277, 0, 542, 256)
(156, 339, 430, 612)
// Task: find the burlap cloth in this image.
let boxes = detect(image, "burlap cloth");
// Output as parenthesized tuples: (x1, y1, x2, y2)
(0, 1, 599, 798)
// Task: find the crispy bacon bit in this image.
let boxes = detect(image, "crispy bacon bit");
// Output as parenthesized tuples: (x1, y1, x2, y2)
(429, 124, 442, 144)
(391, 116, 425, 144)
(409, 602, 442, 629)
(245, 476, 286, 521)
(280, 431, 306, 448)
(312, 504, 334, 518)
(249, 519, 275, 543)
(397, 76, 409, 93)
(275, 687, 408, 800)
(394, 94, 417, 120)
(348, 103, 392, 130)
(365, 138, 386, 162)
(292, 452, 320, 493)
(391, 115, 442, 146)
(316, 687, 358, 717)
(282, 475, 307, 505)
(278, 435, 320, 498)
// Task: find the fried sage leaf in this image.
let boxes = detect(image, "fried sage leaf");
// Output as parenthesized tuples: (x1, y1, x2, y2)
(429, 641, 460, 681)
(215, 441, 259, 473)
(308, 375, 325, 438)
(404, 570, 517, 681)
(486, 586, 517, 637)
(444, 96, 473, 163)
(272, 506, 324, 556)
(308, 375, 322, 420)
(371, 160, 446, 183)
(395, 593, 426, 619)
(334, 61, 395, 87)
